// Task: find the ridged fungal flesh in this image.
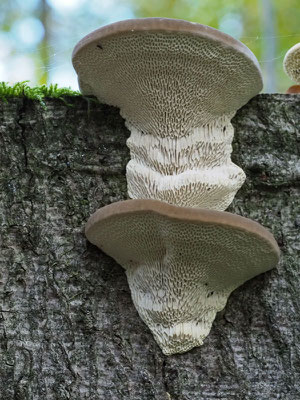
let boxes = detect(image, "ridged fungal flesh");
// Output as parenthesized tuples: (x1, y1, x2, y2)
(85, 199, 280, 355)
(72, 18, 263, 210)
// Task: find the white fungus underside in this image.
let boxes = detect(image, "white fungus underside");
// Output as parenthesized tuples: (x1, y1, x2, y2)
(127, 265, 232, 355)
(284, 43, 300, 84)
(86, 209, 278, 355)
(126, 121, 245, 209)
(74, 31, 261, 209)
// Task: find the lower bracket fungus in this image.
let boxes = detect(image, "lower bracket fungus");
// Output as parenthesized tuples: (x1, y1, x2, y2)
(85, 200, 280, 355)
(72, 18, 263, 211)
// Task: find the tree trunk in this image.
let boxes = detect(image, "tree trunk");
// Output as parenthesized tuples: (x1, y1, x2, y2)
(0, 94, 299, 400)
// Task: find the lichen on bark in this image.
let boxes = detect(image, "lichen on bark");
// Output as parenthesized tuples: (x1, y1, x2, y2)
(0, 94, 299, 399)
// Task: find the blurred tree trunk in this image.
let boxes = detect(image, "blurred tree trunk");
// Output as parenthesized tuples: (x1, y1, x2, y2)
(260, 0, 277, 92)
(38, 0, 51, 84)
(0, 94, 299, 400)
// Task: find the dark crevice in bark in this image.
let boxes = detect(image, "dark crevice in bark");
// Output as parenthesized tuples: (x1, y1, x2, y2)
(16, 98, 29, 169)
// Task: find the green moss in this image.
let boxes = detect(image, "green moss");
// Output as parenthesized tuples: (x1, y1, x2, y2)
(0, 81, 81, 108)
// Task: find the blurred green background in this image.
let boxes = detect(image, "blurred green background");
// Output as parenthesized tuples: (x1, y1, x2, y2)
(0, 0, 299, 92)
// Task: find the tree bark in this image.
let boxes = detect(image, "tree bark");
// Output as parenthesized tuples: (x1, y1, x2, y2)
(0, 94, 299, 400)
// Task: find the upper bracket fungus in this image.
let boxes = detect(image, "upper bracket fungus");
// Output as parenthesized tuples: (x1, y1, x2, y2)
(72, 18, 263, 210)
(85, 199, 280, 355)
(283, 42, 300, 94)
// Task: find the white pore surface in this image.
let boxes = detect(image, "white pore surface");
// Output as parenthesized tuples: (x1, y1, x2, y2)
(74, 30, 262, 210)
(126, 118, 245, 210)
(283, 42, 300, 84)
(127, 264, 232, 355)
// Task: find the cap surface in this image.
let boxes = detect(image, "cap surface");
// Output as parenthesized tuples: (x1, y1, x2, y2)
(284, 43, 300, 84)
(72, 18, 263, 134)
(86, 199, 279, 354)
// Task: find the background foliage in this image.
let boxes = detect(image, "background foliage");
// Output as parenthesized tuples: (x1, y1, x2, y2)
(0, 0, 299, 92)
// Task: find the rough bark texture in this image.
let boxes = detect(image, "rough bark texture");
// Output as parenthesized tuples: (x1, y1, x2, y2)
(0, 94, 299, 400)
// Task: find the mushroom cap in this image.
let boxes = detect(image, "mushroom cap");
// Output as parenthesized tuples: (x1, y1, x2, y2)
(283, 43, 300, 84)
(72, 18, 263, 135)
(86, 199, 279, 354)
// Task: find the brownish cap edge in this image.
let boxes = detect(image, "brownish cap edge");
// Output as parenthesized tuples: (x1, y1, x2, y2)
(286, 85, 300, 94)
(72, 18, 262, 88)
(85, 199, 280, 259)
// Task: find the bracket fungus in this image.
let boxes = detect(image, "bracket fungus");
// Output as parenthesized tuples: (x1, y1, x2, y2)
(72, 18, 263, 210)
(86, 199, 280, 355)
(74, 18, 279, 355)
(283, 42, 300, 94)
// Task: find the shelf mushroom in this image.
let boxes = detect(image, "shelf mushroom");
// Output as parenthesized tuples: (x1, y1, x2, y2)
(86, 199, 280, 355)
(283, 43, 300, 94)
(74, 18, 279, 355)
(72, 18, 263, 211)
